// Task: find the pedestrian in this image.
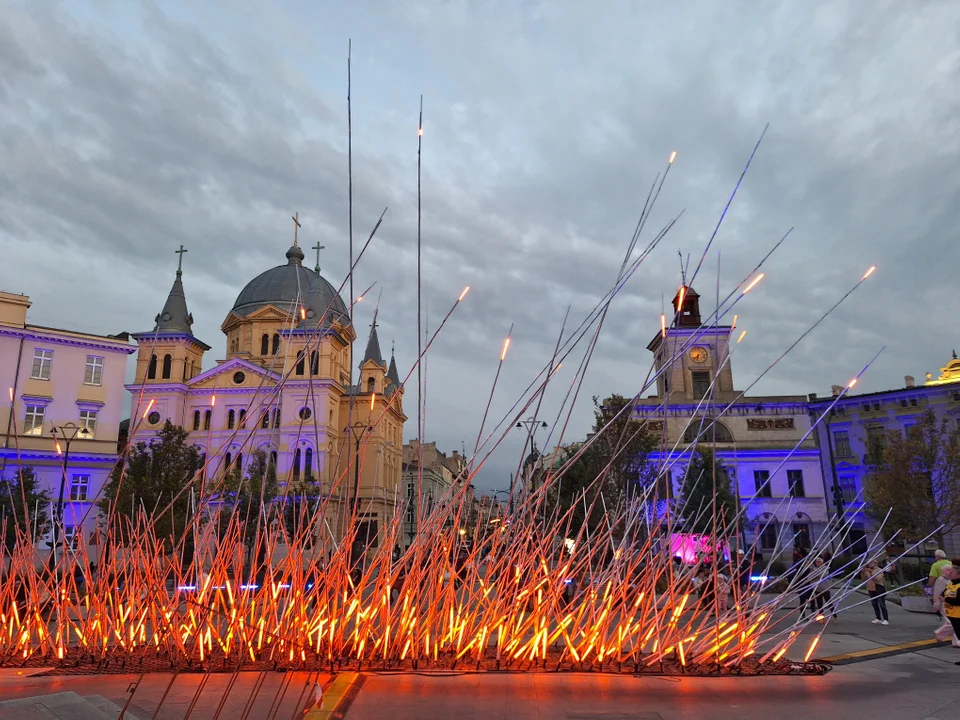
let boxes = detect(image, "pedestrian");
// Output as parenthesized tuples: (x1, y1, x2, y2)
(862, 559, 889, 625)
(941, 570, 960, 665)
(933, 565, 960, 647)
(811, 557, 833, 619)
(928, 549, 951, 589)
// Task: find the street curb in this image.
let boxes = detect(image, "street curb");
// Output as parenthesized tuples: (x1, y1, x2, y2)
(820, 638, 949, 665)
(304, 672, 365, 719)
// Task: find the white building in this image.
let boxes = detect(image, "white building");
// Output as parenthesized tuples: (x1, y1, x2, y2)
(629, 286, 829, 558)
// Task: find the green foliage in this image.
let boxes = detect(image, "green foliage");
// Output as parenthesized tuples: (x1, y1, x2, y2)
(217, 449, 279, 549)
(547, 395, 656, 536)
(676, 448, 738, 536)
(0, 466, 50, 551)
(99, 420, 203, 552)
(280, 471, 323, 548)
(866, 410, 960, 543)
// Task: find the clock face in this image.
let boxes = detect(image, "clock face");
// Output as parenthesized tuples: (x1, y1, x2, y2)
(690, 347, 708, 363)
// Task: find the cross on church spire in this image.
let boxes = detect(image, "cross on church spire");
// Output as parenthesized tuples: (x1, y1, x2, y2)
(175, 244, 187, 273)
(312, 241, 325, 273)
(291, 212, 301, 247)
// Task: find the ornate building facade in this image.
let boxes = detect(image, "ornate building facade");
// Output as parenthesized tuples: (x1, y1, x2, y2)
(629, 287, 829, 558)
(126, 241, 406, 547)
(0, 290, 134, 551)
(808, 355, 960, 557)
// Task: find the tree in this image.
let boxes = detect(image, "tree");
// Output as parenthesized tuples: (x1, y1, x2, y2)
(547, 395, 656, 536)
(866, 410, 960, 544)
(217, 449, 278, 551)
(0, 466, 50, 551)
(99, 420, 203, 554)
(676, 448, 738, 537)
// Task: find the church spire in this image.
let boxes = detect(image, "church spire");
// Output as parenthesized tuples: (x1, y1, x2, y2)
(387, 340, 401, 391)
(361, 313, 385, 368)
(153, 247, 195, 333)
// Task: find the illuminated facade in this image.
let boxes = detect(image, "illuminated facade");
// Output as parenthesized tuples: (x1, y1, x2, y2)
(0, 290, 135, 550)
(808, 355, 960, 556)
(629, 287, 829, 557)
(126, 242, 406, 546)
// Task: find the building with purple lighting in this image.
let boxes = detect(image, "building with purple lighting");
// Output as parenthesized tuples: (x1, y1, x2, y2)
(0, 290, 135, 555)
(627, 286, 830, 560)
(808, 355, 960, 557)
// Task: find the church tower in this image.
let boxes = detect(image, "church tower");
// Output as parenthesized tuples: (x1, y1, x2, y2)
(130, 249, 210, 432)
(646, 285, 736, 401)
(132, 250, 210, 387)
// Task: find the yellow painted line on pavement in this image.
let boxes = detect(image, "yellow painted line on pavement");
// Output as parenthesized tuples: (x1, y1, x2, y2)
(821, 638, 947, 664)
(304, 671, 364, 719)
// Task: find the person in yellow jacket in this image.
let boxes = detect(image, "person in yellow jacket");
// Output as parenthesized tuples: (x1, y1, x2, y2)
(942, 573, 960, 666)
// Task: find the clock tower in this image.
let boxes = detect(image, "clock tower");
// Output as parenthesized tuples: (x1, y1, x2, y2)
(646, 285, 736, 401)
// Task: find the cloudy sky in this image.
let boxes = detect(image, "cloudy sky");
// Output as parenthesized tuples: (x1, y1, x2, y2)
(2, 1, 959, 492)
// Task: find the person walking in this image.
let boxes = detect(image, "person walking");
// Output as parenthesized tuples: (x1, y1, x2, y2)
(941, 570, 960, 665)
(933, 565, 960, 647)
(862, 559, 889, 625)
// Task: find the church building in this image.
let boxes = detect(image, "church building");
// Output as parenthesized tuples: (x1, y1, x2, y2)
(628, 285, 829, 560)
(125, 236, 406, 548)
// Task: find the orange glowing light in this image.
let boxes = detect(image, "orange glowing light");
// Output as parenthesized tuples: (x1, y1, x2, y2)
(668, 151, 677, 164)
(357, 295, 364, 302)
(732, 314, 738, 329)
(501, 338, 511, 361)
(458, 286, 470, 301)
(55, 442, 62, 456)
(211, 394, 216, 407)
(7, 387, 11, 402)
(862, 265, 876, 280)
(848, 378, 858, 388)
(660, 313, 666, 338)
(418, 128, 424, 137)
(370, 392, 376, 410)
(742, 273, 764, 294)
(300, 307, 306, 320)
(737, 330, 747, 343)
(141, 398, 155, 419)
(676, 286, 686, 313)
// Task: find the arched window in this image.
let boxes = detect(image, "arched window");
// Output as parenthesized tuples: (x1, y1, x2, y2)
(682, 417, 733, 445)
(224, 452, 232, 472)
(367, 377, 375, 393)
(147, 354, 157, 379)
(272, 334, 280, 355)
(227, 409, 236, 430)
(261, 334, 270, 355)
(238, 409, 246, 428)
(261, 410, 269, 429)
(203, 409, 211, 430)
(270, 450, 278, 469)
(161, 354, 172, 379)
(305, 448, 313, 479)
(236, 452, 243, 472)
(192, 410, 201, 431)
(293, 448, 302, 481)
(273, 408, 281, 428)
(310, 350, 319, 375)
(296, 352, 305, 376)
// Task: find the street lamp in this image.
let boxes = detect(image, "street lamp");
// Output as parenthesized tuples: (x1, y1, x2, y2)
(516, 417, 548, 493)
(50, 422, 91, 558)
(348, 420, 373, 517)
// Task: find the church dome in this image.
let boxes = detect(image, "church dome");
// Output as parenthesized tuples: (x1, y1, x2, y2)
(231, 245, 350, 326)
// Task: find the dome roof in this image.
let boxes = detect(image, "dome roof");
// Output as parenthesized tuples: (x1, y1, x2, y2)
(231, 245, 350, 326)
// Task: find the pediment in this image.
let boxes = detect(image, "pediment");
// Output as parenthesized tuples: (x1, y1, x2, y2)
(188, 357, 281, 390)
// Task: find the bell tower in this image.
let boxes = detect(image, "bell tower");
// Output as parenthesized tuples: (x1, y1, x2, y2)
(133, 249, 210, 385)
(647, 285, 736, 401)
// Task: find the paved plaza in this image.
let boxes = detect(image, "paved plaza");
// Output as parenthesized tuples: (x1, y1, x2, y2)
(1, 592, 957, 719)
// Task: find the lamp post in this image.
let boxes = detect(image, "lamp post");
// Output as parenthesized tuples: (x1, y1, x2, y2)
(516, 417, 548, 492)
(50, 422, 90, 559)
(348, 420, 373, 517)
